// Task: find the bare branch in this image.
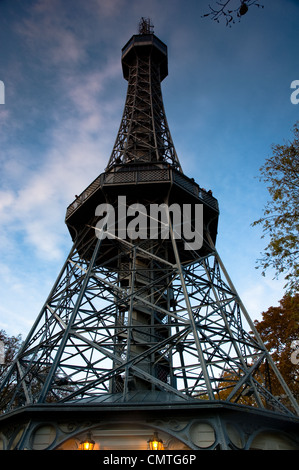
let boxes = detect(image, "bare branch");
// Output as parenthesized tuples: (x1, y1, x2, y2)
(202, 0, 264, 27)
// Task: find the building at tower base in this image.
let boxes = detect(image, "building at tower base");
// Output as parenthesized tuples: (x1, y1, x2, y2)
(1, 395, 299, 450)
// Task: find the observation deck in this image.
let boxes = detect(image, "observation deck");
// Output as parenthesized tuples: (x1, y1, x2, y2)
(65, 162, 219, 260)
(121, 33, 168, 81)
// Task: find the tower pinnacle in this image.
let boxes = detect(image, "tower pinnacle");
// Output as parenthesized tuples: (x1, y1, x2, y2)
(106, 20, 181, 170)
(139, 17, 154, 34)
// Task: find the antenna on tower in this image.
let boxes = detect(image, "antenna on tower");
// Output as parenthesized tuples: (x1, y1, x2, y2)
(139, 17, 154, 34)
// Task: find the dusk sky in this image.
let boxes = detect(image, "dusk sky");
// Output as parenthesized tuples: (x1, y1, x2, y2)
(0, 0, 298, 338)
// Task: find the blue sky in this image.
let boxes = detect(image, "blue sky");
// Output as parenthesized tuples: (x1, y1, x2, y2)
(0, 0, 298, 337)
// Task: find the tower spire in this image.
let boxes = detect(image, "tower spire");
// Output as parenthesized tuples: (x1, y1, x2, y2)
(139, 17, 154, 34)
(106, 18, 182, 171)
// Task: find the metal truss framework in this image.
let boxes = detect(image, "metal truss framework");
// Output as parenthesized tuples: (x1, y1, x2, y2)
(1, 210, 298, 417)
(1, 22, 298, 427)
(106, 37, 182, 172)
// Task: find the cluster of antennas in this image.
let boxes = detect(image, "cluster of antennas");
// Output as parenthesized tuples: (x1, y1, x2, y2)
(139, 17, 154, 34)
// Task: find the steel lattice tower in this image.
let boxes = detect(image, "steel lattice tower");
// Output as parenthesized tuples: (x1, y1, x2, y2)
(0, 19, 299, 451)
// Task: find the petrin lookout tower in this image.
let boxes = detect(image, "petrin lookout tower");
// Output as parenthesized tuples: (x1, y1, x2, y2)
(0, 19, 299, 451)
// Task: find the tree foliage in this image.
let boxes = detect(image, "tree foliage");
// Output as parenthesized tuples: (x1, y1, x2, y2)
(215, 294, 299, 411)
(252, 122, 299, 293)
(0, 330, 23, 413)
(0, 329, 77, 413)
(0, 329, 22, 381)
(253, 293, 299, 402)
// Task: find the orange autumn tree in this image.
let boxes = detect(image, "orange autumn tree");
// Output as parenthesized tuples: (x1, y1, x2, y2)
(216, 294, 299, 408)
(253, 293, 299, 402)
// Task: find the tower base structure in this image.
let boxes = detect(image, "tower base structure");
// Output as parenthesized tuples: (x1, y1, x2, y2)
(1, 213, 299, 451)
(1, 394, 299, 450)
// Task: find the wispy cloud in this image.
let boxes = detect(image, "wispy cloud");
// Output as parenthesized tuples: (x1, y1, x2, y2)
(0, 1, 126, 336)
(0, 0, 123, 263)
(14, 0, 87, 67)
(94, 0, 126, 18)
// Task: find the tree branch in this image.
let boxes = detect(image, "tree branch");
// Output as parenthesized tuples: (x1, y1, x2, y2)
(202, 0, 264, 26)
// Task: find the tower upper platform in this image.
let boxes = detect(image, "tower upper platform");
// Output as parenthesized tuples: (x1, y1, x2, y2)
(121, 33, 168, 82)
(121, 16, 167, 83)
